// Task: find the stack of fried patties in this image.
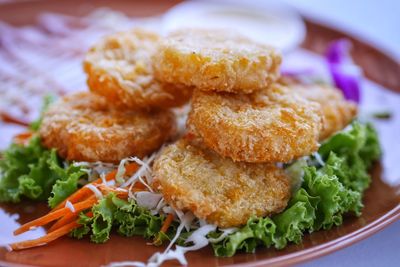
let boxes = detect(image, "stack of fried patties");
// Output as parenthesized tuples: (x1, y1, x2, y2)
(40, 29, 193, 164)
(40, 28, 356, 229)
(151, 29, 324, 228)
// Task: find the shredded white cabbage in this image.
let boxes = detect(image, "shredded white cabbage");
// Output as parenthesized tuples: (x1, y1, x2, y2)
(73, 161, 115, 182)
(85, 184, 103, 199)
(135, 192, 162, 210)
(105, 261, 145, 267)
(115, 158, 130, 183)
(65, 200, 75, 213)
(106, 179, 116, 187)
(313, 152, 325, 166)
(162, 206, 175, 215)
(100, 172, 107, 185)
(147, 223, 217, 266)
(121, 155, 155, 190)
(115, 188, 128, 192)
(151, 198, 165, 215)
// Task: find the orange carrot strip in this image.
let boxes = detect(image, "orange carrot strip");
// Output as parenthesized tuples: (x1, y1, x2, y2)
(52, 179, 109, 211)
(132, 182, 148, 193)
(97, 185, 129, 200)
(49, 208, 96, 233)
(160, 213, 174, 234)
(14, 131, 33, 140)
(53, 163, 139, 211)
(48, 213, 77, 233)
(125, 163, 140, 176)
(49, 187, 127, 233)
(10, 221, 80, 251)
(13, 131, 34, 145)
(133, 182, 146, 190)
(0, 112, 30, 126)
(14, 196, 97, 236)
(52, 188, 92, 211)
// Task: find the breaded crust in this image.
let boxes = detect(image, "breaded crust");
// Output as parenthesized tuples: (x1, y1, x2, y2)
(152, 139, 291, 227)
(84, 28, 192, 110)
(39, 92, 176, 163)
(187, 84, 323, 163)
(291, 84, 358, 140)
(153, 29, 282, 94)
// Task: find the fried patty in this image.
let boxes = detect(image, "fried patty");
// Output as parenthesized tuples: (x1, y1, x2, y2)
(39, 92, 176, 162)
(84, 28, 192, 110)
(152, 139, 291, 227)
(187, 84, 323, 163)
(292, 84, 358, 140)
(153, 29, 281, 94)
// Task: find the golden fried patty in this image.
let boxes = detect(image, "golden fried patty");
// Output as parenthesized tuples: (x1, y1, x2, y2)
(187, 84, 323, 163)
(153, 29, 282, 94)
(291, 84, 357, 140)
(152, 139, 291, 227)
(84, 28, 192, 110)
(39, 92, 176, 162)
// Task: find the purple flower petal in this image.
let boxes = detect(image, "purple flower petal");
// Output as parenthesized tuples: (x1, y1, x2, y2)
(325, 39, 351, 65)
(325, 39, 362, 103)
(329, 64, 361, 102)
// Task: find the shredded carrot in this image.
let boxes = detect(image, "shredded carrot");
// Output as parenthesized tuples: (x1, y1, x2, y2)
(13, 131, 33, 145)
(152, 213, 174, 245)
(10, 221, 80, 251)
(49, 183, 133, 233)
(125, 162, 140, 176)
(14, 196, 97, 236)
(133, 181, 146, 190)
(13, 162, 143, 248)
(49, 210, 94, 233)
(52, 162, 139, 211)
(14, 131, 33, 140)
(48, 213, 77, 233)
(97, 184, 129, 199)
(0, 112, 30, 127)
(52, 188, 93, 211)
(160, 213, 174, 234)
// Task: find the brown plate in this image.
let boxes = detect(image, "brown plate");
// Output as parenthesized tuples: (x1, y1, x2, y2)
(0, 1, 399, 266)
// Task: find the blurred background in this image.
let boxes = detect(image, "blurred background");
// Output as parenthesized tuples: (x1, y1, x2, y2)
(285, 0, 400, 60)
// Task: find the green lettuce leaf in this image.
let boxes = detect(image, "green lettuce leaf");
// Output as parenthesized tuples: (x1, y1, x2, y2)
(273, 188, 319, 245)
(71, 194, 168, 244)
(0, 136, 86, 205)
(212, 121, 381, 257)
(302, 161, 361, 230)
(212, 216, 278, 257)
(47, 153, 87, 208)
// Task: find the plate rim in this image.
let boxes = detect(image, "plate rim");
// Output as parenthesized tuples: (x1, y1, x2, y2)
(1, 205, 399, 267)
(230, 205, 400, 267)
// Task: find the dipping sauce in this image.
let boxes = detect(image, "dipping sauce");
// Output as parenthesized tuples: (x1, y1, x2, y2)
(162, 1, 305, 51)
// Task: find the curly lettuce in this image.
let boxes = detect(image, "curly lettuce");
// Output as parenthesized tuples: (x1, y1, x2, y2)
(1, 120, 381, 258)
(71, 194, 174, 244)
(211, 121, 381, 257)
(0, 136, 86, 206)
